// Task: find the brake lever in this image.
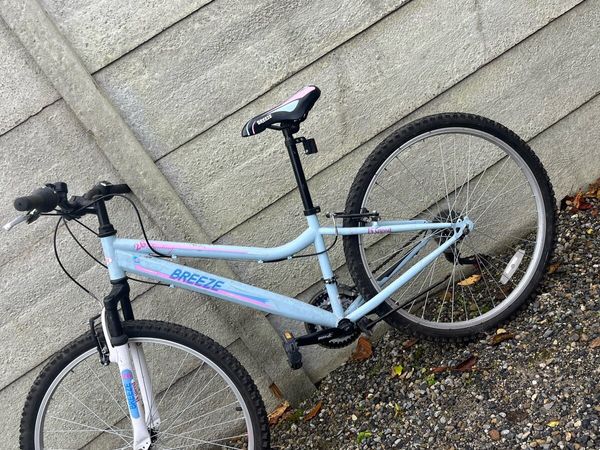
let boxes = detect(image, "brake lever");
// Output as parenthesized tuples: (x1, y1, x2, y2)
(3, 210, 39, 231)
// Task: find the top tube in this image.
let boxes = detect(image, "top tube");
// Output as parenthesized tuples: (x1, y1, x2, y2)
(113, 219, 456, 261)
(113, 226, 317, 261)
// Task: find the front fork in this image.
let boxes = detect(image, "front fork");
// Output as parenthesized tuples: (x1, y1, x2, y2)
(101, 280, 159, 450)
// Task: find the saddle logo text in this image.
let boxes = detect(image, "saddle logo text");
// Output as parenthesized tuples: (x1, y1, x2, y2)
(367, 227, 392, 234)
(257, 114, 272, 125)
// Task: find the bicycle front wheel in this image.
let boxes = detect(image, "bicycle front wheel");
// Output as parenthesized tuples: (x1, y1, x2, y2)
(344, 113, 555, 340)
(20, 320, 269, 449)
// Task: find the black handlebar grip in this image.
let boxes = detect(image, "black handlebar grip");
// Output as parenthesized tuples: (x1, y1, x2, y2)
(83, 182, 131, 200)
(109, 184, 132, 195)
(14, 187, 59, 212)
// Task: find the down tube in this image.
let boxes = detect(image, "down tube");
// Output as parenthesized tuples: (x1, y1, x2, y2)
(115, 250, 338, 328)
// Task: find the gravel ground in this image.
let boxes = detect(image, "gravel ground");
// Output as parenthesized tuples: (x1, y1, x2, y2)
(271, 188, 600, 450)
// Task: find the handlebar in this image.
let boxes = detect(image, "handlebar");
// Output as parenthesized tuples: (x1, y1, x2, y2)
(9, 181, 131, 213)
(7, 182, 131, 230)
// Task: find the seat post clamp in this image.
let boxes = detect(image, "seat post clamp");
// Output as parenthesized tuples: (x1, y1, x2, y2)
(294, 136, 318, 155)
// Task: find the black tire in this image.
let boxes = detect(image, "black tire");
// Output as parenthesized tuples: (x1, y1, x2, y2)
(20, 320, 270, 449)
(343, 113, 555, 340)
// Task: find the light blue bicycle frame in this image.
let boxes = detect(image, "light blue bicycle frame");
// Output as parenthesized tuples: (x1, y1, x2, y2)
(102, 214, 472, 328)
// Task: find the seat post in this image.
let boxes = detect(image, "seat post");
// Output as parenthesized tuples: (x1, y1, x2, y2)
(282, 126, 320, 216)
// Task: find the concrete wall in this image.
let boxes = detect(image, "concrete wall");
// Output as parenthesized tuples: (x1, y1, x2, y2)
(1, 0, 599, 447)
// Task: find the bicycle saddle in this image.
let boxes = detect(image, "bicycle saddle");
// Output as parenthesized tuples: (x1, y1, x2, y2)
(242, 85, 320, 137)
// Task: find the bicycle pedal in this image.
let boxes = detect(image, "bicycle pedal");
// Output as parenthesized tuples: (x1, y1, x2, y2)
(281, 331, 303, 370)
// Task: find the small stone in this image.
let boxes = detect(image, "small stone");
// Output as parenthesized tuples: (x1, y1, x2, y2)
(489, 429, 501, 441)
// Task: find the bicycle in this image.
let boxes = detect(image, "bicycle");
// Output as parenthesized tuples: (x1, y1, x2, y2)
(6, 85, 555, 449)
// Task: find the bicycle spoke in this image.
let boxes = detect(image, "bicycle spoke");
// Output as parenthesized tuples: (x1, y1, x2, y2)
(46, 415, 132, 440)
(406, 255, 438, 315)
(83, 360, 128, 418)
(419, 257, 441, 319)
(57, 384, 131, 447)
(158, 428, 247, 449)
(439, 136, 453, 213)
(161, 378, 229, 434)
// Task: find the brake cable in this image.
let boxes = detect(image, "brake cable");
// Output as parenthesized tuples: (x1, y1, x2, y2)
(52, 194, 170, 302)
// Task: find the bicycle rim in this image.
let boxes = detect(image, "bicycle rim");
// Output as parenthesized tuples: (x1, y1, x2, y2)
(358, 127, 547, 330)
(33, 337, 256, 449)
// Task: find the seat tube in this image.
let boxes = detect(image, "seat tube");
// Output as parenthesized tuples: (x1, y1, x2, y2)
(282, 127, 321, 216)
(307, 215, 344, 320)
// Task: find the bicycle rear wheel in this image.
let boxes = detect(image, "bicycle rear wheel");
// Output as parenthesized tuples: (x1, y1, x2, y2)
(20, 320, 269, 449)
(343, 113, 555, 340)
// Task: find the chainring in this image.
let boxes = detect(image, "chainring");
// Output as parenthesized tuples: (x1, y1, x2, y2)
(304, 284, 361, 348)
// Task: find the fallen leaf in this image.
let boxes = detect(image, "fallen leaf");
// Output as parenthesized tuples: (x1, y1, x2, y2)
(391, 365, 404, 377)
(268, 401, 290, 426)
(454, 355, 478, 372)
(590, 337, 600, 349)
(357, 431, 372, 444)
(496, 328, 507, 335)
(490, 332, 515, 346)
(393, 403, 402, 417)
(425, 373, 437, 386)
(402, 338, 418, 349)
(573, 191, 593, 210)
(547, 263, 560, 274)
(547, 420, 560, 428)
(431, 366, 449, 374)
(458, 273, 482, 286)
(585, 177, 600, 197)
(303, 401, 322, 422)
(351, 336, 373, 361)
(489, 429, 500, 441)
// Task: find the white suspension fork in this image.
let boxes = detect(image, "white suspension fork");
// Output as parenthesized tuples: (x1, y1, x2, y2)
(102, 309, 152, 450)
(130, 342, 161, 429)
